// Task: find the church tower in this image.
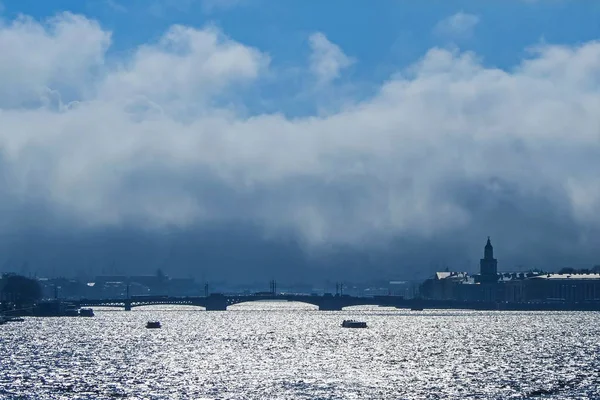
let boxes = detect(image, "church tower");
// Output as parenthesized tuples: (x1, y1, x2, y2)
(479, 237, 498, 283)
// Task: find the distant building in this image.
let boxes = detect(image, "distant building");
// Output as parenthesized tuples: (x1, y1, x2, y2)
(419, 272, 471, 300)
(419, 237, 546, 302)
(526, 273, 600, 302)
(82, 274, 199, 298)
(477, 237, 498, 284)
(387, 280, 417, 298)
(37, 277, 92, 300)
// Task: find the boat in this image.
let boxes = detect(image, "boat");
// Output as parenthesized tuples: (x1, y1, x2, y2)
(146, 321, 161, 329)
(79, 308, 95, 317)
(341, 319, 367, 328)
(5, 317, 25, 322)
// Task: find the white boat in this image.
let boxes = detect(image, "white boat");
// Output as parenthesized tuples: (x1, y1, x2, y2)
(146, 321, 161, 329)
(341, 319, 367, 328)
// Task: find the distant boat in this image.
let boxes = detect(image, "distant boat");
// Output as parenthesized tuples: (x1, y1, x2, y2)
(146, 321, 161, 329)
(341, 319, 367, 328)
(79, 308, 94, 317)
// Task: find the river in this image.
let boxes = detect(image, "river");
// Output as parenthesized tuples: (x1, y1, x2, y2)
(1, 303, 599, 399)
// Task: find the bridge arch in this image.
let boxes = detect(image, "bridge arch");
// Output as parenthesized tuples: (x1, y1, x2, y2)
(342, 304, 398, 310)
(128, 303, 207, 310)
(77, 294, 409, 311)
(225, 299, 319, 310)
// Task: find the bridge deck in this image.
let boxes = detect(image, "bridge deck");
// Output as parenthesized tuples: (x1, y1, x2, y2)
(76, 295, 599, 311)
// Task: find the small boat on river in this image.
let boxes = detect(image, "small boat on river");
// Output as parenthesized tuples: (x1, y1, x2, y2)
(341, 319, 367, 328)
(146, 321, 161, 329)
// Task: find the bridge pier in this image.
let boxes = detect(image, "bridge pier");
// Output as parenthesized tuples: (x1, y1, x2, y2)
(317, 297, 345, 311)
(318, 304, 343, 311)
(202, 294, 228, 311)
(204, 304, 227, 311)
(124, 300, 131, 311)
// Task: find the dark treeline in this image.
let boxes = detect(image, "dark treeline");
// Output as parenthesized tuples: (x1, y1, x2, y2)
(0, 273, 42, 311)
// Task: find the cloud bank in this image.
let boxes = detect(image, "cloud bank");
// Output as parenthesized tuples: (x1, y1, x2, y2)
(1, 13, 599, 279)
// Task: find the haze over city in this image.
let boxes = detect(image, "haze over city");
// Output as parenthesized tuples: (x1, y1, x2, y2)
(1, 0, 600, 283)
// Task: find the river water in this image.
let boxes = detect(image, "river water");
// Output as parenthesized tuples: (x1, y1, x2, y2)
(1, 302, 599, 399)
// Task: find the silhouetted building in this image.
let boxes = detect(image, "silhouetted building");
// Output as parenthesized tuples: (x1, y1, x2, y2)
(526, 273, 600, 302)
(419, 237, 545, 302)
(86, 275, 199, 298)
(38, 277, 92, 300)
(419, 272, 471, 300)
(477, 237, 498, 284)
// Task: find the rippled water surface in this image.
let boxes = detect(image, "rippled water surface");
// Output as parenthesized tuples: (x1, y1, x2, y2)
(2, 303, 600, 399)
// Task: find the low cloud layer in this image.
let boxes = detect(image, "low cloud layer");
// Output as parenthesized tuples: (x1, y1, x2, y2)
(1, 13, 599, 280)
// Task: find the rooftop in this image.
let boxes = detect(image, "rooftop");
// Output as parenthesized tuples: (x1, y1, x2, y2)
(531, 273, 600, 280)
(435, 272, 469, 280)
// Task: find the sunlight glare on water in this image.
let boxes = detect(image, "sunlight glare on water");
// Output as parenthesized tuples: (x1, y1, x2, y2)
(1, 303, 600, 399)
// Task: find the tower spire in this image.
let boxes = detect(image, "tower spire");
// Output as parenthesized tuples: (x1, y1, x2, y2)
(484, 236, 493, 259)
(480, 236, 498, 282)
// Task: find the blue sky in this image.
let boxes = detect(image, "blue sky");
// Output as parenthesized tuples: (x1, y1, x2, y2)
(4, 0, 600, 117)
(1, 1, 600, 278)
(4, 0, 600, 79)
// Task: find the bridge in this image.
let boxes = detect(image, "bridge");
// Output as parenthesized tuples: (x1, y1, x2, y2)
(75, 293, 600, 312)
(77, 293, 413, 311)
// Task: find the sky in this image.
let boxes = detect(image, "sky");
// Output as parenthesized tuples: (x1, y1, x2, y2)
(1, 0, 600, 283)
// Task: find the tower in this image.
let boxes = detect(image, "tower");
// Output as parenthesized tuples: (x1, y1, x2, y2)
(479, 236, 498, 283)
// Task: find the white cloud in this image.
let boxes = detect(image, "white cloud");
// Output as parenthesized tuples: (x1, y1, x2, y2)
(0, 13, 110, 108)
(0, 12, 600, 266)
(100, 24, 269, 114)
(308, 32, 354, 85)
(434, 12, 480, 40)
